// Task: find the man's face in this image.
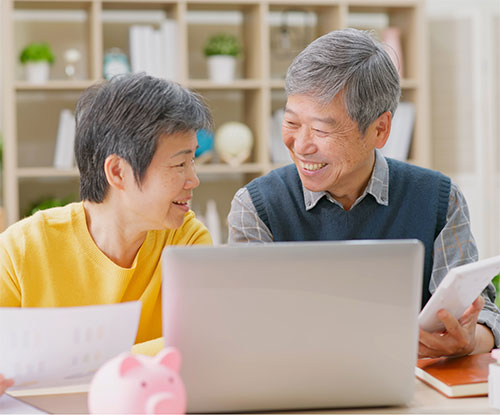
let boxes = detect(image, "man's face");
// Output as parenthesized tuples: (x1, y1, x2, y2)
(282, 94, 384, 200)
(124, 131, 200, 230)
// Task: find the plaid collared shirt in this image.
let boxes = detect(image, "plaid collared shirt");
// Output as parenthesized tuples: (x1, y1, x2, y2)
(227, 149, 500, 345)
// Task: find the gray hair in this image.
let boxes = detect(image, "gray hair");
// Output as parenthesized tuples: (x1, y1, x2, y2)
(285, 28, 401, 134)
(75, 73, 213, 203)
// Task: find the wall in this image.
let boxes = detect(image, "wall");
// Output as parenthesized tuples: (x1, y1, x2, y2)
(427, 0, 500, 258)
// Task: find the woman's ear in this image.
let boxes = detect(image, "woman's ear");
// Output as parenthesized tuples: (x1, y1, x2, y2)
(103, 154, 129, 191)
(373, 111, 393, 149)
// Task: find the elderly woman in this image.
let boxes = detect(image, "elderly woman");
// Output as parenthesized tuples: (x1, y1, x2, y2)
(0, 74, 213, 394)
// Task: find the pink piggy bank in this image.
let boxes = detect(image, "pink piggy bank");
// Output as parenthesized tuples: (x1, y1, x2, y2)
(88, 347, 186, 414)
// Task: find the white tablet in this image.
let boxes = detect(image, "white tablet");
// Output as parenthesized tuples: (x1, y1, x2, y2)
(418, 255, 500, 332)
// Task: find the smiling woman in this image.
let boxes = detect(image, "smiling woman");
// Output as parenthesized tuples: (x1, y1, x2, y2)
(0, 75, 215, 392)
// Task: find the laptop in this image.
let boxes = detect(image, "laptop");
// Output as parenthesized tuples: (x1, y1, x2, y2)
(162, 240, 424, 413)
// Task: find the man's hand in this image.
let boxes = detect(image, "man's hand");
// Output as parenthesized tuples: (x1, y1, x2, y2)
(0, 374, 14, 396)
(418, 295, 494, 358)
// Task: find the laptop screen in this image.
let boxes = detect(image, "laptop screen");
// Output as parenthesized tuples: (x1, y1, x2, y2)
(162, 240, 424, 412)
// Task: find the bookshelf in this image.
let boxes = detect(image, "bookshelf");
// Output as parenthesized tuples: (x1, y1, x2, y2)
(1, 0, 429, 234)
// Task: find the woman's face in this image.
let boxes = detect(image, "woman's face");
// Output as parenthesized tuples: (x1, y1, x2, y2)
(123, 131, 200, 230)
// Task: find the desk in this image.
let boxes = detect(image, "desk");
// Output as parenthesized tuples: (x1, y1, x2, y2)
(15, 380, 498, 414)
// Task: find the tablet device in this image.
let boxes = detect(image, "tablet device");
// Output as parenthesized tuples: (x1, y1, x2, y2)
(418, 255, 500, 332)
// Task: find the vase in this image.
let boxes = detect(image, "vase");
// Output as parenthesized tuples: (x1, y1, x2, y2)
(25, 61, 50, 84)
(207, 55, 236, 84)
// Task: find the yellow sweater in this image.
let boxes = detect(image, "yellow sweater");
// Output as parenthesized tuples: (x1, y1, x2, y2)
(0, 202, 211, 344)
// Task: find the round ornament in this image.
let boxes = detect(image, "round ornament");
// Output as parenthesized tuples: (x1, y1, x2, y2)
(215, 122, 253, 166)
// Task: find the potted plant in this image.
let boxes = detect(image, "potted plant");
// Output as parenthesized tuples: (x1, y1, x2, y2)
(203, 33, 241, 84)
(19, 42, 55, 84)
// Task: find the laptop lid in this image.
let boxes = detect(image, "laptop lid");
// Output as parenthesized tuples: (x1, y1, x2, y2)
(162, 240, 424, 412)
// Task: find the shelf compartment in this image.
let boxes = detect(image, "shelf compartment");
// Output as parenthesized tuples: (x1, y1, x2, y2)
(347, 5, 419, 80)
(186, 3, 263, 81)
(16, 90, 80, 169)
(268, 4, 343, 81)
(18, 175, 80, 220)
(190, 88, 265, 165)
(101, 1, 182, 81)
(13, 1, 95, 82)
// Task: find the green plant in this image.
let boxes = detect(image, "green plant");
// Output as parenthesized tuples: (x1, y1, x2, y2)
(493, 274, 500, 308)
(19, 42, 55, 64)
(203, 34, 241, 57)
(26, 196, 73, 217)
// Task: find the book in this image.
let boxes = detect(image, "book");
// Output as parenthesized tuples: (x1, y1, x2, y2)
(415, 353, 495, 398)
(381, 101, 415, 161)
(53, 109, 76, 169)
(160, 18, 179, 81)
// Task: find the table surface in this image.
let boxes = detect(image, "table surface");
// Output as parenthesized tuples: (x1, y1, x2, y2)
(14, 379, 500, 414)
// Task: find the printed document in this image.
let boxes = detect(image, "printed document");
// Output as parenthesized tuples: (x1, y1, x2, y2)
(0, 302, 141, 393)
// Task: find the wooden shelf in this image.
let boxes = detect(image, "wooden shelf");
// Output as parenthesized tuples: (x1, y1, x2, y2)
(187, 79, 262, 90)
(401, 79, 419, 89)
(2, 0, 428, 225)
(17, 167, 80, 179)
(270, 79, 286, 89)
(196, 163, 265, 174)
(15, 80, 96, 91)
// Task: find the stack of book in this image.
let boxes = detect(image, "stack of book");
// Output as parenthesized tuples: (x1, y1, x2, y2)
(129, 19, 178, 80)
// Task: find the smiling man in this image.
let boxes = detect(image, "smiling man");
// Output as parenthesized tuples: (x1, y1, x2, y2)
(0, 73, 212, 350)
(227, 28, 500, 358)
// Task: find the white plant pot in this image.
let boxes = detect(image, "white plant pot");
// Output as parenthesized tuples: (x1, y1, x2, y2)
(25, 61, 50, 84)
(207, 55, 236, 84)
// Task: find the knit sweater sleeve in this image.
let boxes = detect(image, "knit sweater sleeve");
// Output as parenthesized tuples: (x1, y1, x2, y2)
(0, 224, 25, 306)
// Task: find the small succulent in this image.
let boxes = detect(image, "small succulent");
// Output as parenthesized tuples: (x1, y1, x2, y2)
(203, 34, 241, 57)
(20, 42, 55, 64)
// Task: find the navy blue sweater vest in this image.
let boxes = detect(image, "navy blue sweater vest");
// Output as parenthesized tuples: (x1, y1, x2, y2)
(246, 158, 451, 308)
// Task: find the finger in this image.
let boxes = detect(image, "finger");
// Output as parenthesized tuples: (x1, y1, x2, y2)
(418, 341, 444, 359)
(459, 296, 485, 325)
(419, 328, 449, 351)
(438, 309, 466, 338)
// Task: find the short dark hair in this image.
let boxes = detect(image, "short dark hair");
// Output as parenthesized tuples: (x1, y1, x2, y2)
(75, 73, 213, 202)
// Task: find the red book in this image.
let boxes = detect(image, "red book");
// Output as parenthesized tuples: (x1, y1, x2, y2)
(416, 353, 495, 398)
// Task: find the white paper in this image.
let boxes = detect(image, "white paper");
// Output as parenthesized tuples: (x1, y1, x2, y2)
(0, 394, 48, 414)
(0, 302, 141, 392)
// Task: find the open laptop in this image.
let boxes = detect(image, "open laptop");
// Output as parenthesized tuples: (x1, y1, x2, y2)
(162, 240, 424, 413)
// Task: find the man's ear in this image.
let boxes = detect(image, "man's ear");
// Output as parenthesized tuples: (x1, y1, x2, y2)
(103, 154, 129, 191)
(373, 111, 392, 149)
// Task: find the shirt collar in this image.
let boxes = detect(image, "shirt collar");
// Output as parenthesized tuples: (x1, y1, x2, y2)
(303, 149, 389, 211)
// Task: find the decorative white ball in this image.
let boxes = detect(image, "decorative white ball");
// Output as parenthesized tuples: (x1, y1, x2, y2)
(215, 122, 254, 166)
(64, 48, 81, 64)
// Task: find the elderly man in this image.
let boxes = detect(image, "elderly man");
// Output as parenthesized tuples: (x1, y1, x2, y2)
(0, 74, 213, 394)
(228, 28, 500, 358)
